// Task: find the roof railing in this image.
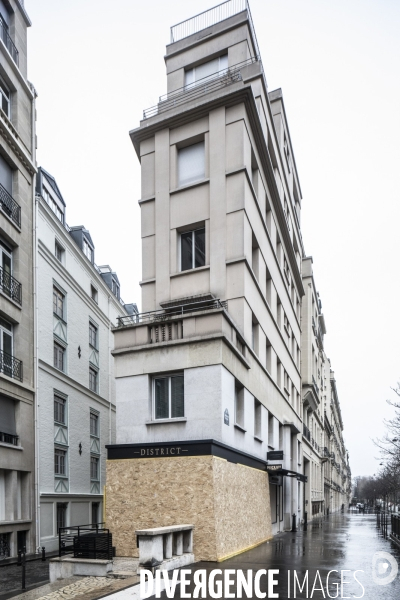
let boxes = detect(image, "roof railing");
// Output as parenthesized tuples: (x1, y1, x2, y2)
(170, 0, 260, 59)
(117, 298, 227, 327)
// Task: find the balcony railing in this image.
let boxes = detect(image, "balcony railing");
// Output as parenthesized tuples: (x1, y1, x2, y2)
(143, 56, 259, 119)
(312, 375, 319, 395)
(0, 431, 18, 445)
(0, 266, 22, 305)
(303, 424, 311, 442)
(324, 446, 330, 458)
(0, 18, 19, 66)
(0, 349, 22, 381)
(170, 0, 260, 58)
(0, 183, 21, 228)
(117, 298, 228, 328)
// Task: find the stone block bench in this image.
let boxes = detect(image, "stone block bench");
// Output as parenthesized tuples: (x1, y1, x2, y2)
(136, 524, 194, 572)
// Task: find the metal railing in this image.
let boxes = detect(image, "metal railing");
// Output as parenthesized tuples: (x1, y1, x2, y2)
(303, 424, 311, 442)
(0, 18, 19, 66)
(117, 298, 228, 328)
(0, 266, 22, 305)
(143, 56, 259, 119)
(324, 447, 330, 458)
(391, 514, 400, 541)
(0, 183, 21, 228)
(170, 0, 260, 58)
(312, 375, 319, 395)
(0, 349, 23, 381)
(0, 431, 19, 445)
(59, 523, 112, 560)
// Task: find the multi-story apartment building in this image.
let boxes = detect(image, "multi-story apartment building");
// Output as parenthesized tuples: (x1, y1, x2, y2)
(0, 0, 36, 558)
(106, 0, 308, 562)
(301, 256, 351, 519)
(36, 167, 137, 552)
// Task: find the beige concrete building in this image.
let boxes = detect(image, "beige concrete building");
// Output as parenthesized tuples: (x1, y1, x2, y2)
(0, 0, 36, 557)
(106, 0, 308, 561)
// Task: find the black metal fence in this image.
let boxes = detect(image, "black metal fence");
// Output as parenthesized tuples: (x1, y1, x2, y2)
(0, 265, 22, 305)
(392, 514, 400, 541)
(0, 183, 21, 228)
(59, 523, 112, 560)
(0, 349, 23, 381)
(0, 18, 19, 65)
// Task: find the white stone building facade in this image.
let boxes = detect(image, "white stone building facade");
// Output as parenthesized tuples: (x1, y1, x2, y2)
(36, 167, 135, 552)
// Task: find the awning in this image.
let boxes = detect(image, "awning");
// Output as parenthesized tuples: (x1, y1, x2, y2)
(268, 468, 307, 483)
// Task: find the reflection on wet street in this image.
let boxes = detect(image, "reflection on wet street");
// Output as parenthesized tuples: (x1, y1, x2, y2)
(153, 512, 400, 599)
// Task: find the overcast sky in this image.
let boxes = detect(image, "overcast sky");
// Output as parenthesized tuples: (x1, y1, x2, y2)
(25, 0, 400, 478)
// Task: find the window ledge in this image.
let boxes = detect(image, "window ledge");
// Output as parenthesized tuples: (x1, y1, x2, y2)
(234, 423, 246, 433)
(254, 436, 263, 443)
(146, 418, 187, 425)
(0, 442, 23, 451)
(170, 178, 210, 195)
(170, 265, 210, 279)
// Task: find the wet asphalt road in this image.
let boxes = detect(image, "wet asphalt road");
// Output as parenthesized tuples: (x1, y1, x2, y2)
(148, 512, 400, 599)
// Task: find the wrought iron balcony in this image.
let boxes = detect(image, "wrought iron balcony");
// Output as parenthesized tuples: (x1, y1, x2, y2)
(0, 349, 22, 381)
(0, 183, 21, 228)
(0, 265, 22, 305)
(143, 56, 260, 119)
(0, 18, 19, 66)
(117, 298, 228, 327)
(0, 430, 19, 445)
(324, 446, 330, 458)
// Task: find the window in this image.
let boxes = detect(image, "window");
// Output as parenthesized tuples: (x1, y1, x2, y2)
(89, 367, 98, 393)
(251, 233, 259, 280)
(0, 316, 13, 376)
(55, 448, 67, 475)
(254, 400, 262, 439)
(180, 227, 205, 271)
(251, 314, 259, 355)
(185, 54, 228, 88)
(90, 285, 98, 303)
(178, 141, 205, 187)
(234, 383, 245, 429)
(153, 374, 184, 420)
(55, 241, 64, 263)
(0, 76, 10, 118)
(266, 338, 272, 373)
(56, 503, 67, 532)
(90, 411, 99, 437)
(111, 277, 119, 299)
(54, 396, 66, 424)
(92, 502, 100, 525)
(89, 322, 98, 349)
(53, 287, 64, 319)
(283, 256, 290, 283)
(53, 341, 65, 371)
(0, 239, 12, 298)
(42, 186, 64, 223)
(83, 238, 93, 262)
(90, 456, 99, 480)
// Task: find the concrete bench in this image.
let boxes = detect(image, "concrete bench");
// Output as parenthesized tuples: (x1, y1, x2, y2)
(136, 524, 194, 571)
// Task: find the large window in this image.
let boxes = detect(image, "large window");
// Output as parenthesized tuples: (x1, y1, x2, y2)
(54, 396, 66, 424)
(53, 287, 64, 319)
(180, 228, 205, 271)
(89, 322, 98, 349)
(56, 503, 67, 532)
(89, 367, 98, 393)
(83, 238, 93, 262)
(153, 374, 184, 420)
(0, 76, 10, 118)
(177, 142, 205, 187)
(0, 316, 13, 377)
(90, 456, 99, 480)
(0, 239, 12, 298)
(90, 411, 99, 437)
(54, 342, 65, 371)
(185, 54, 228, 88)
(54, 448, 67, 475)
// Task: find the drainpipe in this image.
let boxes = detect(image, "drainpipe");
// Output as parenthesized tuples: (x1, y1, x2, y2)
(30, 82, 40, 553)
(108, 296, 112, 445)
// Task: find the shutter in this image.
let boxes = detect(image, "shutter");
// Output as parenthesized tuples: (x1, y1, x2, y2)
(178, 142, 205, 187)
(155, 377, 169, 419)
(0, 395, 15, 434)
(171, 375, 184, 418)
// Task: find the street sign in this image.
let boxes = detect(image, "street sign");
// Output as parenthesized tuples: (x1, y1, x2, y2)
(267, 450, 284, 461)
(266, 464, 282, 472)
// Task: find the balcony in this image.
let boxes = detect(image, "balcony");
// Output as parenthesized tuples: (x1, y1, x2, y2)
(0, 349, 23, 381)
(0, 183, 21, 228)
(0, 431, 18, 445)
(117, 297, 228, 327)
(324, 447, 330, 458)
(0, 19, 19, 66)
(0, 266, 22, 305)
(303, 424, 311, 442)
(143, 57, 260, 120)
(170, 0, 260, 57)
